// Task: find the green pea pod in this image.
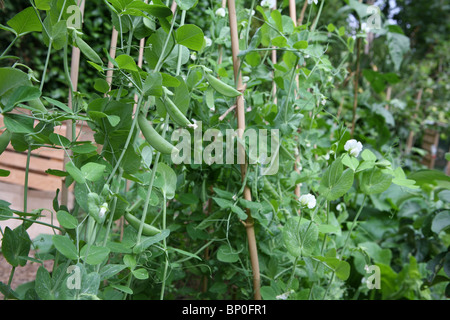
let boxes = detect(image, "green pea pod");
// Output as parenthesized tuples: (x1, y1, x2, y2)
(262, 176, 279, 199)
(138, 113, 177, 155)
(205, 73, 242, 97)
(75, 36, 103, 65)
(124, 212, 161, 236)
(0, 130, 12, 155)
(164, 97, 192, 127)
(88, 192, 104, 224)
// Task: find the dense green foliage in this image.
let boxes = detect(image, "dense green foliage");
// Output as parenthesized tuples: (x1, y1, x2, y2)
(0, 0, 448, 300)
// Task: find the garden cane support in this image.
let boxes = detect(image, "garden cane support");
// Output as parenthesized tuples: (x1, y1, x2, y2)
(227, 0, 261, 300)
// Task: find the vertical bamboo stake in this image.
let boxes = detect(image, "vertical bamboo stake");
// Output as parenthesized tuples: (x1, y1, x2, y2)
(405, 88, 423, 154)
(289, 0, 297, 25)
(298, 0, 308, 26)
(350, 37, 361, 138)
(106, 28, 119, 89)
(62, 0, 86, 208)
(227, 0, 261, 300)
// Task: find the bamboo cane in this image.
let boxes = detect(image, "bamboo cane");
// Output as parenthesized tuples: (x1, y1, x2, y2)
(405, 88, 423, 154)
(227, 0, 261, 300)
(61, 0, 86, 208)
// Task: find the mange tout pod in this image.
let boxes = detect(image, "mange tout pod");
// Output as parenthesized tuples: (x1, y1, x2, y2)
(205, 73, 242, 98)
(138, 113, 177, 155)
(124, 212, 161, 237)
(164, 97, 192, 127)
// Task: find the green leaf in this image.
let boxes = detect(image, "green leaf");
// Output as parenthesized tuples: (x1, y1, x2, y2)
(387, 32, 410, 71)
(431, 211, 450, 234)
(327, 23, 336, 32)
(342, 154, 359, 171)
(110, 284, 133, 295)
(175, 0, 198, 10)
(52, 235, 78, 260)
(1, 226, 31, 267)
(80, 245, 110, 265)
(217, 245, 239, 263)
(99, 264, 127, 281)
(3, 114, 34, 134)
(360, 168, 393, 195)
(65, 162, 86, 184)
(154, 162, 177, 199)
(319, 159, 355, 201)
(282, 218, 318, 257)
(293, 40, 308, 50)
(56, 210, 78, 229)
(133, 229, 170, 254)
(71, 143, 97, 154)
(175, 24, 204, 51)
(43, 97, 73, 113)
(161, 72, 180, 87)
(35, 266, 54, 300)
(169, 247, 202, 261)
(0, 68, 31, 104)
(4, 86, 41, 112)
(361, 149, 377, 162)
(94, 78, 110, 93)
(81, 162, 106, 182)
(7, 7, 42, 36)
(115, 54, 138, 72)
(132, 268, 149, 280)
(35, 0, 52, 10)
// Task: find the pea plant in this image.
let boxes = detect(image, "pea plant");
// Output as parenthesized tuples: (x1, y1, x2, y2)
(0, 0, 448, 300)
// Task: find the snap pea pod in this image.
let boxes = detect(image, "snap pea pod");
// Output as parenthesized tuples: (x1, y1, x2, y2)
(124, 212, 161, 237)
(163, 97, 191, 127)
(205, 73, 242, 97)
(138, 113, 177, 155)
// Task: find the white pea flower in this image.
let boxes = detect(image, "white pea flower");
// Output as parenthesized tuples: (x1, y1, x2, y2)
(261, 0, 276, 8)
(276, 290, 294, 300)
(242, 76, 250, 83)
(336, 203, 343, 211)
(299, 193, 316, 209)
(324, 152, 330, 160)
(308, 0, 319, 5)
(188, 119, 198, 130)
(232, 194, 237, 201)
(204, 36, 212, 47)
(215, 7, 226, 17)
(344, 139, 363, 157)
(99, 203, 109, 219)
(321, 98, 327, 106)
(190, 52, 197, 61)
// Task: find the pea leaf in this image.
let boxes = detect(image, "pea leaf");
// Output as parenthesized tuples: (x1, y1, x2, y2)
(319, 159, 354, 201)
(1, 226, 31, 267)
(154, 162, 177, 199)
(80, 245, 110, 265)
(52, 235, 78, 260)
(217, 245, 239, 263)
(175, 0, 198, 11)
(115, 54, 138, 72)
(360, 168, 393, 195)
(56, 210, 78, 229)
(175, 24, 204, 51)
(65, 162, 86, 184)
(431, 211, 450, 234)
(7, 7, 42, 36)
(282, 218, 318, 257)
(81, 162, 106, 182)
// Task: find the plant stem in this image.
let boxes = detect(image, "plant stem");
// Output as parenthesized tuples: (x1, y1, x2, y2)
(160, 194, 169, 300)
(1, 36, 18, 58)
(323, 194, 367, 299)
(23, 145, 31, 213)
(350, 37, 361, 138)
(4, 266, 15, 300)
(40, 41, 53, 91)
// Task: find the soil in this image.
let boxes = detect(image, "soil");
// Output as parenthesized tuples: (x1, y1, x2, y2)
(0, 251, 53, 299)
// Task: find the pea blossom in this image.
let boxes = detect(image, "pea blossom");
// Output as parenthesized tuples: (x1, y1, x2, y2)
(344, 139, 363, 157)
(215, 7, 226, 17)
(299, 193, 316, 209)
(204, 36, 212, 47)
(261, 0, 276, 8)
(99, 203, 109, 219)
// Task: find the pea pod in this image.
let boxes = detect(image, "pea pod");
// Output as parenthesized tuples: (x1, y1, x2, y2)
(262, 176, 279, 199)
(0, 130, 12, 156)
(138, 113, 177, 155)
(205, 73, 242, 97)
(124, 212, 161, 236)
(163, 97, 192, 127)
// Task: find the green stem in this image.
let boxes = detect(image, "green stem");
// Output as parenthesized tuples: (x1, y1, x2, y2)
(4, 266, 15, 300)
(176, 10, 186, 76)
(160, 194, 168, 300)
(323, 195, 367, 300)
(0, 215, 63, 232)
(154, 9, 178, 73)
(1, 36, 18, 58)
(39, 41, 52, 92)
(23, 145, 31, 213)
